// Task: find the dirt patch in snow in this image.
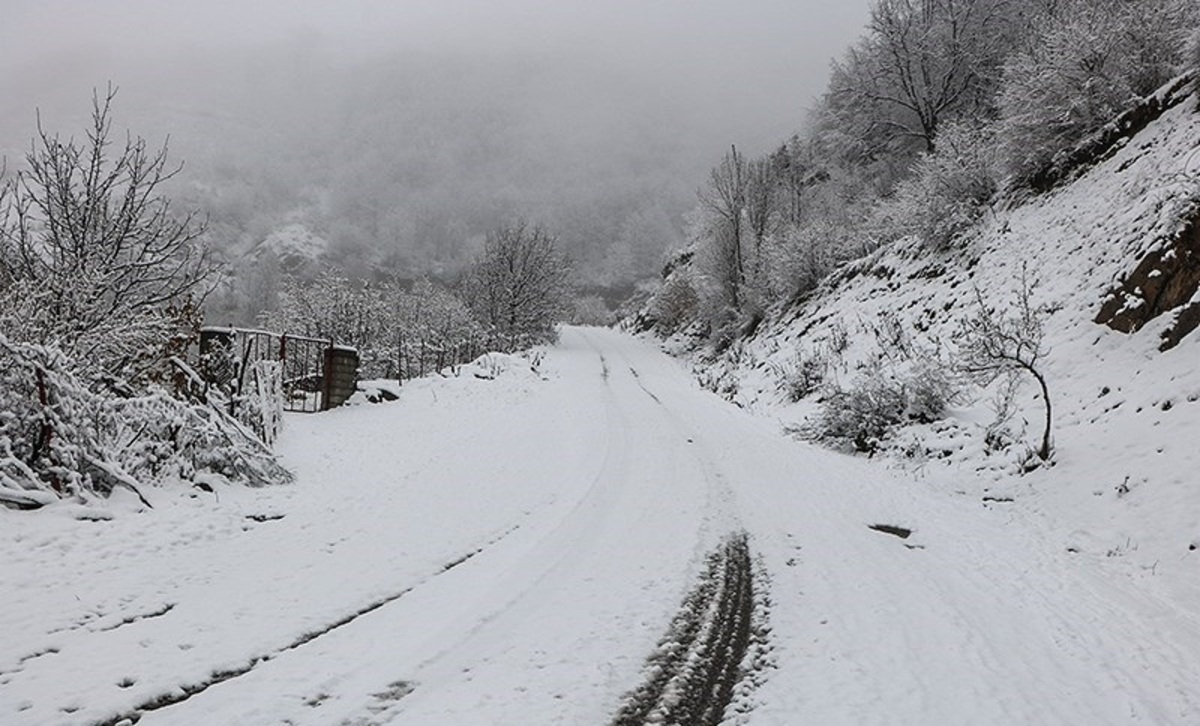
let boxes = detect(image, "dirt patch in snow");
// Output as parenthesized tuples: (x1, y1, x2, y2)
(868, 524, 913, 539)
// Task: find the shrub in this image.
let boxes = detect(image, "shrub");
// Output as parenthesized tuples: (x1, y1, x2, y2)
(772, 353, 826, 402)
(870, 121, 999, 250)
(650, 273, 700, 336)
(0, 334, 291, 509)
(816, 358, 956, 454)
(764, 222, 840, 300)
(818, 367, 907, 454)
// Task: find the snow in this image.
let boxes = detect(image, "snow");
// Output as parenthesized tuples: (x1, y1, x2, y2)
(698, 92, 1200, 603)
(3, 326, 1200, 724)
(4, 89, 1200, 726)
(254, 223, 329, 267)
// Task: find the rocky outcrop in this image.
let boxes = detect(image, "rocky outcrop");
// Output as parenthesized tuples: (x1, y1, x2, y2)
(1096, 208, 1200, 350)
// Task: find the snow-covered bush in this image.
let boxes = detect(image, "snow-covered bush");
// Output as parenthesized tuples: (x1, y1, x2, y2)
(817, 364, 907, 454)
(772, 353, 826, 402)
(816, 356, 956, 454)
(763, 222, 841, 300)
(650, 272, 700, 336)
(0, 334, 291, 509)
(871, 121, 999, 249)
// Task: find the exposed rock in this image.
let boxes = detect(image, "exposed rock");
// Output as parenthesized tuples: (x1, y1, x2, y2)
(1096, 208, 1200, 350)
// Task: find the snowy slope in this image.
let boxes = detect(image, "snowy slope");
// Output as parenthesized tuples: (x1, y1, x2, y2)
(253, 223, 329, 270)
(685, 90, 1200, 631)
(4, 329, 1200, 724)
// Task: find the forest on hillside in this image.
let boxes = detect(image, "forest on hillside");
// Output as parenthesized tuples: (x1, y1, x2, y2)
(644, 0, 1200, 345)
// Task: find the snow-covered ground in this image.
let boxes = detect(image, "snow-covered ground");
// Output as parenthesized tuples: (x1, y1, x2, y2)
(3, 327, 1200, 724)
(683, 88, 1200, 639)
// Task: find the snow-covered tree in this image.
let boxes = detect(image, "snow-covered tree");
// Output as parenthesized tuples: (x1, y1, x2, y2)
(744, 156, 781, 298)
(463, 221, 572, 348)
(827, 0, 1013, 159)
(958, 269, 1052, 462)
(697, 147, 749, 313)
(1185, 26, 1200, 102)
(871, 120, 1000, 249)
(266, 270, 384, 352)
(0, 90, 297, 509)
(263, 271, 482, 379)
(0, 87, 217, 378)
(998, 0, 1198, 184)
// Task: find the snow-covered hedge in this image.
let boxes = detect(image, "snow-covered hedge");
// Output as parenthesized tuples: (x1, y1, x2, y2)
(0, 334, 291, 510)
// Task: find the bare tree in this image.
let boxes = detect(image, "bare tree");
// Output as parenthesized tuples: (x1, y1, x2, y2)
(0, 86, 216, 372)
(464, 220, 572, 348)
(697, 146, 747, 311)
(958, 267, 1052, 462)
(744, 157, 778, 296)
(829, 0, 1012, 157)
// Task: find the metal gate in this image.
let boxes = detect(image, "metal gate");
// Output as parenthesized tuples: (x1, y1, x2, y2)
(199, 327, 357, 413)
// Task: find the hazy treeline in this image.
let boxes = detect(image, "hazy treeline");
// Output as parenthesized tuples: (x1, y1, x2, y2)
(2, 44, 709, 325)
(647, 0, 1200, 343)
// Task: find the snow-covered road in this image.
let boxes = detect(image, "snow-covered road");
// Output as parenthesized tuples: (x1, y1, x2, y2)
(3, 327, 1199, 725)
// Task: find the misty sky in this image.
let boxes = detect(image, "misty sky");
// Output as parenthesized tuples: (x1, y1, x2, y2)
(1, 0, 877, 289)
(1, 0, 871, 154)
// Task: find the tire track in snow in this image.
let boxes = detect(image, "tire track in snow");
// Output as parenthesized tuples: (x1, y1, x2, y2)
(612, 532, 767, 726)
(600, 336, 741, 537)
(91, 527, 520, 726)
(626, 365, 663, 405)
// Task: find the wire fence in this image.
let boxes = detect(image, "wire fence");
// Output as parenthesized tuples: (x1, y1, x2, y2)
(391, 331, 539, 383)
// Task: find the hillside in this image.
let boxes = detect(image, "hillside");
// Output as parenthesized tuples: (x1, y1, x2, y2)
(653, 82, 1200, 610)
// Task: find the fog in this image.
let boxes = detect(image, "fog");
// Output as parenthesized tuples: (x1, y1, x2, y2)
(0, 1, 870, 307)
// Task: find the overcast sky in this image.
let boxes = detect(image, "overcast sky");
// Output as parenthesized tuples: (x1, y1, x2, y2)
(1, 0, 871, 153)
